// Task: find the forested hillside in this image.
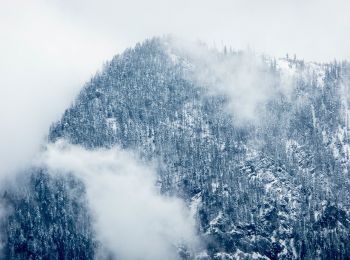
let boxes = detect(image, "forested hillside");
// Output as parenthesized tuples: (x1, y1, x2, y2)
(1, 38, 350, 259)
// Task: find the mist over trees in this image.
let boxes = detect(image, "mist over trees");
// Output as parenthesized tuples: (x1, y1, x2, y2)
(1, 38, 350, 259)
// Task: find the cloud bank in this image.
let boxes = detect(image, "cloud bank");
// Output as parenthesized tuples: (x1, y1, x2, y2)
(37, 141, 199, 260)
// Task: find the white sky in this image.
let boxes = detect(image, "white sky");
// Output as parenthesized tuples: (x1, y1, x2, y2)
(50, 0, 350, 62)
(0, 0, 350, 176)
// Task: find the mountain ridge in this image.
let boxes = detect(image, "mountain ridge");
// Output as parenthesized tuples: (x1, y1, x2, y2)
(1, 37, 350, 259)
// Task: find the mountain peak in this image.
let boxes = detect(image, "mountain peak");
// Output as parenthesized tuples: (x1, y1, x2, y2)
(2, 37, 350, 259)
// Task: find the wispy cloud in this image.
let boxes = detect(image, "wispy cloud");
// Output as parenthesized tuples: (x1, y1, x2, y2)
(36, 140, 199, 260)
(168, 38, 289, 124)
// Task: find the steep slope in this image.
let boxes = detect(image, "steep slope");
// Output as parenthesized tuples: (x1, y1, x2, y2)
(2, 38, 350, 259)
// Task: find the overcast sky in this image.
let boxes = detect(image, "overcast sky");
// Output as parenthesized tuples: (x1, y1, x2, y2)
(51, 0, 350, 61)
(0, 0, 350, 176)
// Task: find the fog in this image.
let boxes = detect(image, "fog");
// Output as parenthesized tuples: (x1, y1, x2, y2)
(168, 38, 292, 124)
(0, 0, 118, 178)
(36, 140, 199, 259)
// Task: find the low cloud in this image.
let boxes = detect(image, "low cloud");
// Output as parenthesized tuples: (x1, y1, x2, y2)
(0, 0, 118, 180)
(168, 38, 287, 124)
(36, 140, 199, 260)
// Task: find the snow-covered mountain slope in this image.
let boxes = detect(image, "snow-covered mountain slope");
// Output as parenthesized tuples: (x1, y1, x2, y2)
(1, 38, 350, 259)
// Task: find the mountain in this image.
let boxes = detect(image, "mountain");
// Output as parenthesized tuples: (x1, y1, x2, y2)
(1, 37, 350, 259)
